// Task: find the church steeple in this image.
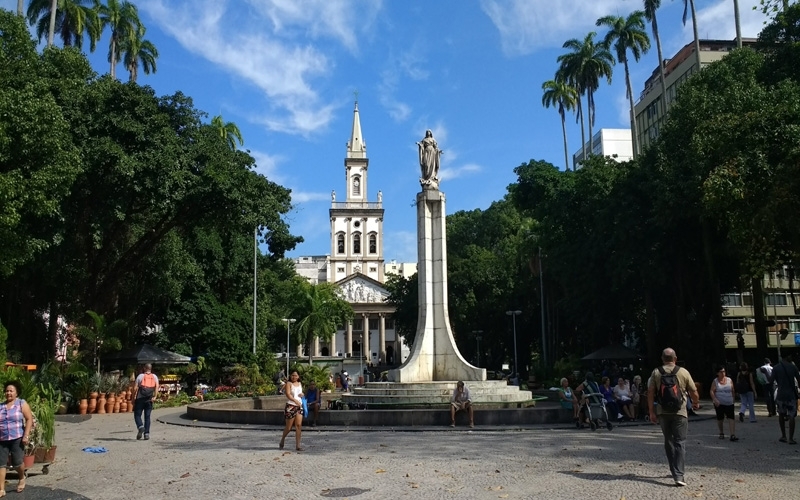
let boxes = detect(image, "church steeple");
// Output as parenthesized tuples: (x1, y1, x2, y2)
(346, 101, 366, 159)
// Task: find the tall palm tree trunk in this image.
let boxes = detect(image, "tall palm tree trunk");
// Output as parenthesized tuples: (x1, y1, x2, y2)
(623, 57, 640, 158)
(689, 0, 701, 71)
(17, 0, 24, 16)
(47, 0, 58, 47)
(651, 14, 669, 118)
(560, 113, 570, 171)
(586, 91, 594, 159)
(110, 36, 117, 80)
(733, 0, 742, 48)
(578, 99, 587, 163)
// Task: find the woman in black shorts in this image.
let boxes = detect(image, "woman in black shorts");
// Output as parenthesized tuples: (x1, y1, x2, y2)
(710, 366, 738, 441)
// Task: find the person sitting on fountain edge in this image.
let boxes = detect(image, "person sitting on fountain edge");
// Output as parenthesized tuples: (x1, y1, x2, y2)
(450, 381, 474, 428)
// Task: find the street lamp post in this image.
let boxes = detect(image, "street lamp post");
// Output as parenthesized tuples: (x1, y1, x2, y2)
(506, 310, 522, 381)
(472, 330, 484, 366)
(282, 318, 296, 374)
(253, 226, 258, 355)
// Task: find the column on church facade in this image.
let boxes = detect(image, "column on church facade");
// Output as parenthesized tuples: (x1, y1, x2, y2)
(313, 336, 319, 358)
(379, 313, 386, 364)
(362, 313, 369, 362)
(346, 320, 353, 356)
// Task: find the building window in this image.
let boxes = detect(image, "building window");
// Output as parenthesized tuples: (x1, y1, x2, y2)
(385, 317, 395, 329)
(765, 293, 788, 306)
(369, 266, 377, 273)
(369, 318, 379, 330)
(352, 175, 361, 197)
(337, 267, 345, 273)
(337, 233, 345, 254)
(353, 319, 363, 330)
(353, 233, 361, 254)
(722, 318, 746, 333)
(369, 233, 377, 254)
(722, 294, 742, 307)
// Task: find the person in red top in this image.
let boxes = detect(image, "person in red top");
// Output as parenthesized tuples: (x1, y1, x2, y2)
(0, 381, 33, 495)
(132, 364, 159, 441)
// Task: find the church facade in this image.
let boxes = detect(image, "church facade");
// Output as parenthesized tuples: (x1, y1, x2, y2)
(294, 103, 409, 366)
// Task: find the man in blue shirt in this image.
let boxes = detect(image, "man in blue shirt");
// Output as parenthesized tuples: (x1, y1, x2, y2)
(305, 380, 322, 427)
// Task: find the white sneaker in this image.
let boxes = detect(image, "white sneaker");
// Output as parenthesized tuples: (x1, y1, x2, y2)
(675, 479, 686, 487)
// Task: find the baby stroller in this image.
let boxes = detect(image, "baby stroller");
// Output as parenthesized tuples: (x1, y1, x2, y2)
(578, 382, 614, 431)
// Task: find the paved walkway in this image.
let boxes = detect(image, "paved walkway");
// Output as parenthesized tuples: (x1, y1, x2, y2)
(7, 404, 798, 499)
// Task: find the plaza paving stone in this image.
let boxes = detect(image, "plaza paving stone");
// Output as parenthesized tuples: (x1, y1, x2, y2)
(6, 404, 798, 499)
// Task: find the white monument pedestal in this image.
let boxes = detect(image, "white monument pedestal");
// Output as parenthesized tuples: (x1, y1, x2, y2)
(388, 189, 486, 382)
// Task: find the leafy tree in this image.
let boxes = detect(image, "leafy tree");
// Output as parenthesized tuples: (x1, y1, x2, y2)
(120, 25, 157, 82)
(211, 115, 244, 150)
(385, 273, 418, 348)
(597, 11, 650, 157)
(74, 310, 125, 373)
(541, 78, 579, 171)
(293, 282, 353, 365)
(557, 32, 614, 163)
(26, 0, 100, 51)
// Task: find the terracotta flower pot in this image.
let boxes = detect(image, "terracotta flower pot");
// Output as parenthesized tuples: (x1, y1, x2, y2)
(97, 395, 106, 414)
(34, 446, 56, 463)
(23, 454, 35, 468)
(79, 399, 88, 415)
(106, 394, 116, 413)
(88, 393, 98, 414)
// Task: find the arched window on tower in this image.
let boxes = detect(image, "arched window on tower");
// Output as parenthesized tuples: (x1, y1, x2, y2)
(369, 233, 377, 254)
(337, 233, 345, 254)
(353, 232, 361, 254)
(352, 175, 361, 197)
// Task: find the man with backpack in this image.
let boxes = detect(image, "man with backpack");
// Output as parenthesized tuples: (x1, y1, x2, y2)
(132, 364, 160, 441)
(768, 353, 800, 444)
(647, 348, 700, 487)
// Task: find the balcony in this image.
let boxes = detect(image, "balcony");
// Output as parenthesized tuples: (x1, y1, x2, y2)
(331, 202, 382, 209)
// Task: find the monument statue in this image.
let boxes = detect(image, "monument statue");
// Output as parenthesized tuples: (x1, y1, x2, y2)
(331, 190, 336, 202)
(417, 130, 442, 189)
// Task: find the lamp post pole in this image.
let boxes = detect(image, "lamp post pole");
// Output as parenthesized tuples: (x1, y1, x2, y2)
(359, 332, 363, 386)
(282, 318, 296, 374)
(472, 330, 484, 366)
(506, 310, 522, 381)
(253, 227, 258, 355)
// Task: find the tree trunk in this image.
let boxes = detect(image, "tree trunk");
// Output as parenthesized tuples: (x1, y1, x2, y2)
(47, 0, 57, 48)
(578, 99, 587, 163)
(17, 0, 23, 16)
(752, 277, 768, 361)
(560, 114, 570, 171)
(690, 0, 702, 72)
(110, 36, 117, 80)
(651, 16, 669, 119)
(733, 0, 742, 48)
(587, 90, 594, 161)
(623, 57, 640, 158)
(645, 287, 659, 366)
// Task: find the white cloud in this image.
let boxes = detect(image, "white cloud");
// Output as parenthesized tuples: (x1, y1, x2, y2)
(383, 230, 417, 263)
(139, 0, 381, 135)
(291, 191, 330, 203)
(249, 149, 286, 184)
(480, 0, 634, 56)
(439, 163, 482, 182)
(685, 0, 769, 42)
(377, 48, 427, 123)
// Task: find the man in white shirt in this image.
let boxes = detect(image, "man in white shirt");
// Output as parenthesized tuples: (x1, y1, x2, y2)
(450, 381, 474, 428)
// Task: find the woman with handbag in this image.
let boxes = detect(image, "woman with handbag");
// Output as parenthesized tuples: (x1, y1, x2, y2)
(279, 370, 305, 451)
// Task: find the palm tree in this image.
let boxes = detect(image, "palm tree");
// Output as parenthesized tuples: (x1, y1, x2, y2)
(733, 0, 742, 49)
(557, 32, 614, 162)
(643, 0, 669, 118)
(541, 79, 579, 171)
(96, 0, 142, 80)
(17, 0, 24, 16)
(682, 0, 702, 72)
(121, 26, 158, 83)
(597, 12, 651, 158)
(27, 0, 100, 51)
(294, 283, 352, 366)
(211, 115, 244, 150)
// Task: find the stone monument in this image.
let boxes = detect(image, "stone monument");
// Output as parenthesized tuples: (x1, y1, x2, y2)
(388, 131, 486, 382)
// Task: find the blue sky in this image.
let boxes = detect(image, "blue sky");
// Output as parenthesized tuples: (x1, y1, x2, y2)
(2, 0, 771, 262)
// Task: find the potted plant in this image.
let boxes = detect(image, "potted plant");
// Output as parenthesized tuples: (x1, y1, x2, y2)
(70, 374, 92, 415)
(87, 372, 101, 413)
(28, 384, 59, 463)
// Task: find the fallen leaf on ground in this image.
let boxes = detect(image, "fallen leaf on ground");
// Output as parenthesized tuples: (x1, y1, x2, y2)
(735, 479, 744, 483)
(410, 483, 419, 488)
(375, 469, 386, 473)
(284, 474, 291, 477)
(179, 473, 190, 478)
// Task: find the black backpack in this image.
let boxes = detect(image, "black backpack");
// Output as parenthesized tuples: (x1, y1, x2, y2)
(657, 366, 683, 412)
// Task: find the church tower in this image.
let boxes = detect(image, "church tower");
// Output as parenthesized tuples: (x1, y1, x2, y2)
(329, 102, 385, 283)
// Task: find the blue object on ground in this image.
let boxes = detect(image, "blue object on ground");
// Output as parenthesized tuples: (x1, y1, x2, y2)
(301, 397, 309, 418)
(82, 446, 108, 453)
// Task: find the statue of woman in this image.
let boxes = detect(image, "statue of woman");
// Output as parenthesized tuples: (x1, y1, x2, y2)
(417, 130, 441, 184)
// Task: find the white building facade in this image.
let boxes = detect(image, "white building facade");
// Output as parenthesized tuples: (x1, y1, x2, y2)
(571, 128, 634, 170)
